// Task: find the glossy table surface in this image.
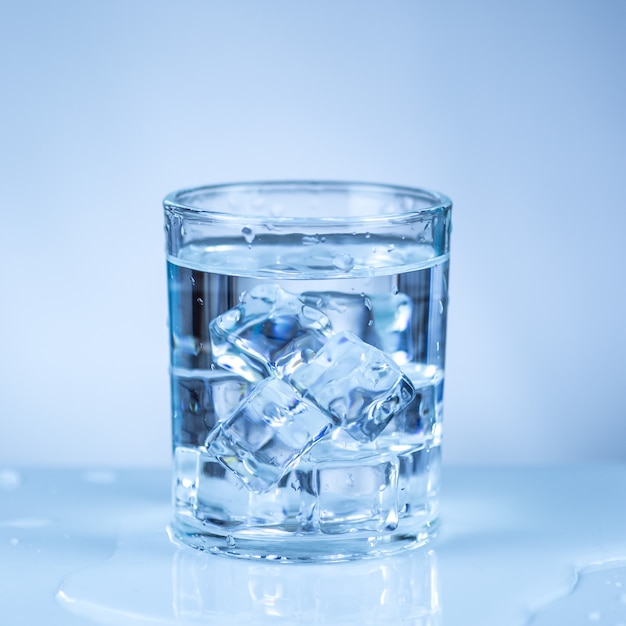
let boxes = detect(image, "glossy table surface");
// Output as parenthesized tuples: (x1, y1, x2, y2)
(1, 466, 626, 625)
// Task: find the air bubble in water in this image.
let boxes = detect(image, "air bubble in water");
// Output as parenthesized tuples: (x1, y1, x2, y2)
(241, 227, 255, 244)
(332, 254, 354, 272)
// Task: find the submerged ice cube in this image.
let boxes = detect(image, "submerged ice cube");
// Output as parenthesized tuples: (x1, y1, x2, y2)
(301, 291, 377, 343)
(173, 447, 200, 508)
(205, 377, 334, 493)
(315, 454, 400, 534)
(369, 292, 413, 364)
(210, 284, 333, 382)
(171, 372, 250, 446)
(210, 375, 250, 422)
(288, 331, 416, 443)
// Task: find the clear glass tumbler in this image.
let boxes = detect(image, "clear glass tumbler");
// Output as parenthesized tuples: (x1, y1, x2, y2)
(164, 181, 452, 562)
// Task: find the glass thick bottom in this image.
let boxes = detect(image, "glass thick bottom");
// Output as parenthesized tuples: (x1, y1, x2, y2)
(169, 441, 441, 562)
(169, 440, 441, 562)
(168, 515, 439, 563)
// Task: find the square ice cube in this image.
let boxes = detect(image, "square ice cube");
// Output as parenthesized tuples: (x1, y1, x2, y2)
(315, 454, 400, 534)
(288, 331, 416, 443)
(376, 363, 444, 450)
(173, 447, 200, 509)
(209, 284, 333, 383)
(205, 377, 334, 493)
(194, 457, 251, 527)
(171, 372, 250, 446)
(397, 446, 441, 519)
(210, 374, 250, 422)
(301, 291, 377, 343)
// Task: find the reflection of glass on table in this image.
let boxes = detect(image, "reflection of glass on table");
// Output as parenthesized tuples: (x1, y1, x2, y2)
(173, 546, 440, 625)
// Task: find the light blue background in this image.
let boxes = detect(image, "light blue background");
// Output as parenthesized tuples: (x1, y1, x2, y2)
(1, 0, 624, 467)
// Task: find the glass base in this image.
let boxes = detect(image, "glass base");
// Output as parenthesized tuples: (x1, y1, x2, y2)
(167, 516, 439, 563)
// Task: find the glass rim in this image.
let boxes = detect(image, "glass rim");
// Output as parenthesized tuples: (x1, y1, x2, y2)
(163, 180, 452, 225)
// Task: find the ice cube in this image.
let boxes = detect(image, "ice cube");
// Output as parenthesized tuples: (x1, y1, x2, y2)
(205, 377, 334, 493)
(194, 457, 251, 526)
(288, 331, 416, 443)
(301, 291, 377, 344)
(397, 445, 441, 519)
(376, 363, 444, 450)
(369, 292, 413, 365)
(315, 454, 400, 534)
(210, 284, 333, 382)
(171, 372, 250, 446)
(210, 374, 250, 422)
(173, 447, 200, 509)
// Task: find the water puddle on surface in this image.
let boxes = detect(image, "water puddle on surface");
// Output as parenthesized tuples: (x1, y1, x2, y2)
(527, 561, 626, 625)
(0, 468, 21, 490)
(56, 522, 441, 625)
(82, 470, 118, 485)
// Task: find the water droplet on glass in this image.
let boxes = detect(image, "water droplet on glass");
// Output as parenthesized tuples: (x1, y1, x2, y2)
(226, 534, 236, 548)
(241, 227, 255, 244)
(196, 297, 204, 305)
(302, 235, 319, 245)
(368, 320, 374, 326)
(180, 225, 186, 236)
(365, 232, 371, 239)
(387, 244, 395, 252)
(438, 300, 444, 314)
(301, 348, 316, 364)
(332, 254, 354, 272)
(189, 276, 196, 285)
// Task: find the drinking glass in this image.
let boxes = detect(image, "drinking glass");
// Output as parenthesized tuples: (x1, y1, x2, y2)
(164, 181, 452, 562)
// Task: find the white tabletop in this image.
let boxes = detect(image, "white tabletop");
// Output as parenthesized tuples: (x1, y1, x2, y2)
(1, 466, 625, 625)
